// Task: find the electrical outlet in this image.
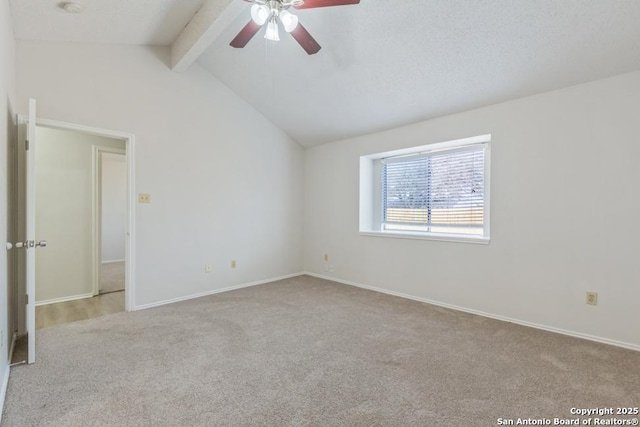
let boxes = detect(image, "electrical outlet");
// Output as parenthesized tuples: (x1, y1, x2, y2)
(205, 264, 212, 273)
(231, 260, 237, 269)
(323, 253, 329, 262)
(138, 193, 151, 203)
(329, 264, 334, 273)
(586, 291, 598, 306)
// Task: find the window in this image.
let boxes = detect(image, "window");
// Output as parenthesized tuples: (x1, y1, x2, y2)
(360, 135, 490, 243)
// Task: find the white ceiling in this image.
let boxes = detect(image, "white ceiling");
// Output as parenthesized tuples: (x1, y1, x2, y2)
(9, 0, 205, 45)
(8, 0, 640, 147)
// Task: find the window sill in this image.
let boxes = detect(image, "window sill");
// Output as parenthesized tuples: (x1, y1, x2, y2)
(359, 230, 490, 245)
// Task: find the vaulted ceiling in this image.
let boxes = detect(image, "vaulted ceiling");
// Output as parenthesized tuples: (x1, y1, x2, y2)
(9, 0, 640, 147)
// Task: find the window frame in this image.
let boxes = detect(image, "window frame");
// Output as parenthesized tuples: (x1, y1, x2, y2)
(359, 134, 491, 244)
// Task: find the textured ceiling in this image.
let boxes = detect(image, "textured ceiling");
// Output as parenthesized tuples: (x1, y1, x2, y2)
(198, 0, 640, 146)
(8, 0, 205, 45)
(8, 0, 640, 147)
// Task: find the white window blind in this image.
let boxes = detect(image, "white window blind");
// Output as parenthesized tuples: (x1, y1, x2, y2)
(381, 144, 486, 236)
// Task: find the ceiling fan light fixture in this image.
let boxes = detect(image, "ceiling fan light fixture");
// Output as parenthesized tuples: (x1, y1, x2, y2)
(264, 18, 280, 41)
(279, 10, 299, 33)
(232, 0, 360, 54)
(250, 4, 270, 25)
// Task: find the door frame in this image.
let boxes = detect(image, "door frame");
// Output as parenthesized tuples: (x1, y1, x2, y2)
(92, 147, 126, 297)
(17, 116, 137, 313)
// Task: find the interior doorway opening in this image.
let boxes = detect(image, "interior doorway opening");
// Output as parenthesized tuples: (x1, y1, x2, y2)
(11, 114, 136, 365)
(97, 150, 127, 296)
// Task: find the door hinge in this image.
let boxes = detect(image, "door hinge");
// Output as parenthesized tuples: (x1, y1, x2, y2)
(25, 140, 29, 151)
(25, 294, 29, 305)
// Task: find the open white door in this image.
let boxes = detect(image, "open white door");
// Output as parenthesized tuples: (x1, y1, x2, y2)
(25, 98, 39, 364)
(11, 99, 43, 364)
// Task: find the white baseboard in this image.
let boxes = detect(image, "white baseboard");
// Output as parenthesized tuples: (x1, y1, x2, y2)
(102, 259, 125, 264)
(36, 293, 94, 307)
(134, 272, 306, 311)
(304, 272, 640, 353)
(0, 363, 10, 425)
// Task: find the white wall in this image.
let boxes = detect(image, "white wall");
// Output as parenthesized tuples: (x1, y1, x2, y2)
(17, 42, 304, 307)
(101, 152, 126, 262)
(304, 70, 640, 349)
(0, 0, 15, 411)
(35, 127, 125, 303)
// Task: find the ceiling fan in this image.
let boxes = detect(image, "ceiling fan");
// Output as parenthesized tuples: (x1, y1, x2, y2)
(230, 0, 360, 55)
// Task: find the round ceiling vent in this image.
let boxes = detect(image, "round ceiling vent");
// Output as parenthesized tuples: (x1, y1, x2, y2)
(60, 2, 84, 14)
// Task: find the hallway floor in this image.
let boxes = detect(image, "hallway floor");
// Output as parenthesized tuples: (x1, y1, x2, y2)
(36, 291, 125, 329)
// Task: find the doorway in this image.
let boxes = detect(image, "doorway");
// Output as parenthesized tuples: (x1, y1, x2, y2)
(97, 150, 126, 296)
(11, 115, 136, 364)
(35, 127, 125, 306)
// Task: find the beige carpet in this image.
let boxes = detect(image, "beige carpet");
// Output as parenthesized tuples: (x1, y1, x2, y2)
(2, 275, 639, 426)
(100, 261, 125, 294)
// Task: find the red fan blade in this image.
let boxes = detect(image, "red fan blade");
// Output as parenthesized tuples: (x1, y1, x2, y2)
(290, 23, 321, 55)
(230, 20, 262, 48)
(294, 0, 359, 10)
